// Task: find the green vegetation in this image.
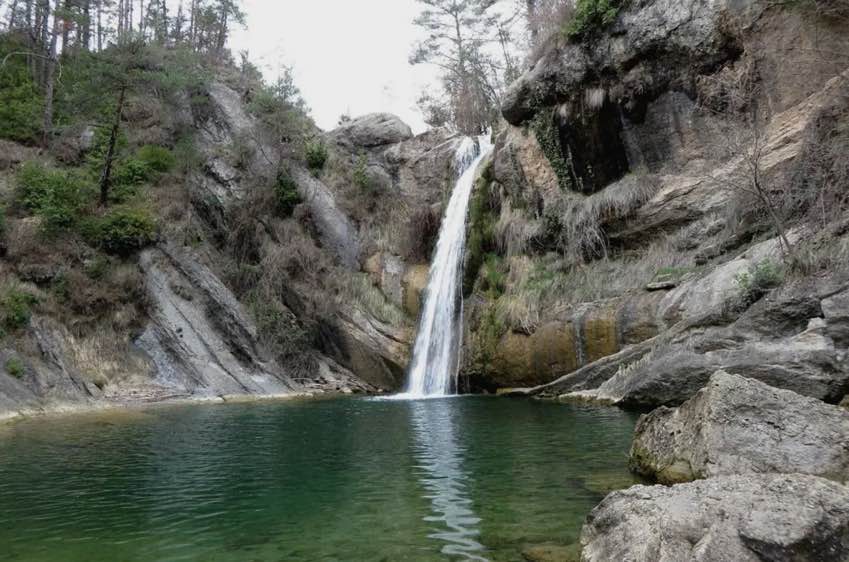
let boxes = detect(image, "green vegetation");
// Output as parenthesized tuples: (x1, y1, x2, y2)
(353, 154, 372, 193)
(248, 294, 316, 377)
(531, 110, 574, 192)
(83, 207, 157, 256)
(735, 258, 784, 305)
(305, 140, 328, 173)
(464, 169, 499, 295)
(565, 0, 623, 39)
(274, 170, 302, 217)
(136, 145, 176, 175)
(480, 254, 506, 298)
(0, 288, 38, 333)
(0, 39, 42, 144)
(5, 357, 25, 379)
(16, 162, 94, 233)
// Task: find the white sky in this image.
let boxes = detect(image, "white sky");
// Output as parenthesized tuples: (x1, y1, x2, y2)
(229, 1, 439, 133)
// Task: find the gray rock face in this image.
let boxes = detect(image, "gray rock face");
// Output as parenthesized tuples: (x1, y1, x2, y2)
(501, 0, 754, 125)
(138, 244, 299, 398)
(586, 317, 848, 407)
(581, 473, 849, 562)
(289, 166, 361, 269)
(331, 113, 413, 147)
(631, 371, 849, 484)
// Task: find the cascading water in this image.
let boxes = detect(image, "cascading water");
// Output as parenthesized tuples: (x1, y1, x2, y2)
(402, 134, 494, 398)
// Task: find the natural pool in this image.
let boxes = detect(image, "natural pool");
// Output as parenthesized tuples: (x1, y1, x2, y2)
(0, 396, 640, 561)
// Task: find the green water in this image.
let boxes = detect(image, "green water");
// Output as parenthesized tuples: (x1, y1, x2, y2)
(0, 397, 640, 561)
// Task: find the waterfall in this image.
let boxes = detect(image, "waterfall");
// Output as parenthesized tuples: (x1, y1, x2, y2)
(402, 134, 493, 398)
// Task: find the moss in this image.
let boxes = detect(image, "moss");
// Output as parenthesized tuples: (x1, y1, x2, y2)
(530, 110, 576, 192)
(464, 169, 500, 295)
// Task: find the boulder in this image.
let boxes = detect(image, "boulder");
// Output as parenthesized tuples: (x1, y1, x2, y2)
(331, 113, 413, 148)
(581, 474, 849, 562)
(630, 371, 849, 484)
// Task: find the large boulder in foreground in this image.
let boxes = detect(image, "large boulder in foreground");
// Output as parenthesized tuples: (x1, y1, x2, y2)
(630, 371, 849, 484)
(581, 474, 849, 562)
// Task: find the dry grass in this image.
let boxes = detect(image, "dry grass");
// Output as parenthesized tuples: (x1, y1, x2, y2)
(546, 169, 660, 262)
(492, 233, 695, 331)
(337, 273, 407, 327)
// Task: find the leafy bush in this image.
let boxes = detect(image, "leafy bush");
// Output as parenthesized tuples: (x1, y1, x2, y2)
(305, 140, 328, 172)
(137, 145, 175, 174)
(5, 357, 25, 379)
(0, 288, 38, 333)
(565, 0, 622, 39)
(735, 258, 784, 305)
(84, 207, 157, 256)
(353, 154, 372, 193)
(16, 162, 93, 232)
(274, 170, 302, 217)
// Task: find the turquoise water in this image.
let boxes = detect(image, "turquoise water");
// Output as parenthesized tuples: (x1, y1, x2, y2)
(0, 397, 640, 561)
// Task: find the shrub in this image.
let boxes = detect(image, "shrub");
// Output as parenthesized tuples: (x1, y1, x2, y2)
(305, 140, 328, 172)
(5, 357, 24, 379)
(84, 207, 157, 256)
(353, 154, 372, 193)
(16, 162, 93, 232)
(137, 145, 175, 174)
(565, 0, 622, 39)
(0, 288, 38, 333)
(735, 258, 784, 305)
(274, 170, 302, 217)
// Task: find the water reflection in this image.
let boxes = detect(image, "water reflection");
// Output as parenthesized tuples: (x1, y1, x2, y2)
(409, 398, 489, 561)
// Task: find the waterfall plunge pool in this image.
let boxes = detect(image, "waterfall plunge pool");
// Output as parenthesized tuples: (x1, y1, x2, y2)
(0, 397, 640, 561)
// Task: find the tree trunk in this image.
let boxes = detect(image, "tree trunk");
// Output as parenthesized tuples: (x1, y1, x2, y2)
(41, 3, 59, 147)
(8, 0, 19, 29)
(99, 84, 127, 207)
(60, 0, 69, 55)
(526, 0, 538, 40)
(82, 0, 90, 50)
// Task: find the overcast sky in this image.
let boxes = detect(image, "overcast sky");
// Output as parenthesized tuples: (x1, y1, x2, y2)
(229, 1, 438, 133)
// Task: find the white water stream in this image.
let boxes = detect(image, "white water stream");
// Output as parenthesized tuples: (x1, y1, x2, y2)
(400, 135, 493, 398)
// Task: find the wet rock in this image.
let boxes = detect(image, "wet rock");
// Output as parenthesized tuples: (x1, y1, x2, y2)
(402, 264, 429, 318)
(631, 371, 849, 484)
(581, 473, 849, 562)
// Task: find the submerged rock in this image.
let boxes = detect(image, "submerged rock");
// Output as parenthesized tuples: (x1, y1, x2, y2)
(630, 371, 849, 484)
(581, 474, 849, 562)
